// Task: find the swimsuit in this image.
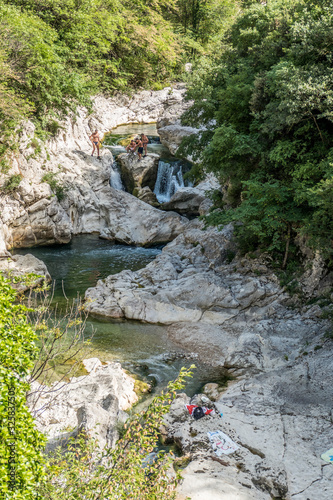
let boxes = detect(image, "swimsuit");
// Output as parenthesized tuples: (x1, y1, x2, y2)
(138, 147, 144, 154)
(93, 141, 99, 145)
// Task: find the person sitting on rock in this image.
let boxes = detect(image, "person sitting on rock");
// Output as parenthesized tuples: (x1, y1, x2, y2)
(126, 140, 136, 153)
(141, 133, 149, 157)
(135, 137, 144, 161)
(90, 130, 101, 159)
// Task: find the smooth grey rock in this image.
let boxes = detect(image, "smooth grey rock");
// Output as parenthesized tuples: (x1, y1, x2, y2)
(28, 359, 138, 451)
(161, 188, 206, 216)
(158, 124, 198, 155)
(135, 186, 159, 206)
(117, 152, 160, 192)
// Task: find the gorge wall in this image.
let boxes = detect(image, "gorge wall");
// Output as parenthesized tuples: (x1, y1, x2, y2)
(0, 84, 193, 255)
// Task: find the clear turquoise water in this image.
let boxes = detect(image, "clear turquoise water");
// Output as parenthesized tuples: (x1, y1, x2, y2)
(15, 235, 228, 394)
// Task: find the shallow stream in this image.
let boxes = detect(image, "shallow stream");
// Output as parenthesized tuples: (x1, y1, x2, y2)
(15, 235, 227, 397)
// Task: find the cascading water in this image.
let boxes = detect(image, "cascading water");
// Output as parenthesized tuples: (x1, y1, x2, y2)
(154, 161, 185, 203)
(110, 161, 124, 190)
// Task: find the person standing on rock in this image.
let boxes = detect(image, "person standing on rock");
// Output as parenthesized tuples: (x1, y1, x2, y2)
(135, 137, 144, 161)
(141, 133, 149, 157)
(90, 130, 101, 159)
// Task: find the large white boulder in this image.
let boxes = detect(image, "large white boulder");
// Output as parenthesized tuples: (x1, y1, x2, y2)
(117, 152, 160, 193)
(28, 359, 138, 451)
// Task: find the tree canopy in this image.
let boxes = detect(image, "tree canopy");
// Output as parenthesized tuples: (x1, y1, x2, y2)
(0, 0, 236, 171)
(182, 0, 333, 266)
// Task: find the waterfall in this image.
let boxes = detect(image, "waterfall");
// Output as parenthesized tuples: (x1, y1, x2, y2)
(154, 161, 184, 203)
(110, 162, 124, 190)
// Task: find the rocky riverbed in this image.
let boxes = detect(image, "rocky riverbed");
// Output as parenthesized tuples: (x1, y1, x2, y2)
(1, 84, 332, 499)
(85, 220, 333, 499)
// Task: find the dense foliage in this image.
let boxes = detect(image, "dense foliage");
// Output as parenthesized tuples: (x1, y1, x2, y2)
(0, 274, 46, 499)
(0, 0, 236, 171)
(182, 0, 333, 266)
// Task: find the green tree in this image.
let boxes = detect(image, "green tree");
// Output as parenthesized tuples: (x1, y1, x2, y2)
(182, 0, 333, 265)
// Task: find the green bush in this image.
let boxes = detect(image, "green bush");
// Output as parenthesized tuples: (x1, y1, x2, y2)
(38, 365, 195, 499)
(41, 172, 67, 201)
(1, 174, 22, 193)
(0, 274, 46, 499)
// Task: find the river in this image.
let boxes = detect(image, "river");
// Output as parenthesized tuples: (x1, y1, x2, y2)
(14, 123, 227, 399)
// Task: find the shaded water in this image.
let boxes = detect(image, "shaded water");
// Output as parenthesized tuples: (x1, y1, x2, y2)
(15, 235, 227, 395)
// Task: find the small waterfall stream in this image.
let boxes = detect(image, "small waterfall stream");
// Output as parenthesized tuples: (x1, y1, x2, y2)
(110, 161, 124, 190)
(154, 161, 185, 203)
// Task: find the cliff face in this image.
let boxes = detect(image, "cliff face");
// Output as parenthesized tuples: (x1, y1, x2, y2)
(0, 85, 190, 253)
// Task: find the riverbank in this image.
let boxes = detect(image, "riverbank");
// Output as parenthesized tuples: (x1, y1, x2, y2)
(85, 219, 333, 500)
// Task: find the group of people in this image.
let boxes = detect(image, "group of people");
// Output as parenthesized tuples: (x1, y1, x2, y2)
(126, 133, 149, 161)
(89, 130, 149, 161)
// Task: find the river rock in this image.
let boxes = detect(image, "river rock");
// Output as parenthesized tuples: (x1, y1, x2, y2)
(28, 359, 138, 451)
(97, 186, 187, 246)
(134, 186, 159, 206)
(161, 188, 206, 216)
(158, 124, 198, 156)
(117, 152, 160, 192)
(0, 253, 51, 291)
(160, 166, 219, 216)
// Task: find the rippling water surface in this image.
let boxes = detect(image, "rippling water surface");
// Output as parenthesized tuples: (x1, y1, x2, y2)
(15, 226, 226, 395)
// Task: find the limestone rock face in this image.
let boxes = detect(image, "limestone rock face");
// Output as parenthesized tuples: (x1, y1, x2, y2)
(28, 359, 138, 451)
(117, 152, 160, 192)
